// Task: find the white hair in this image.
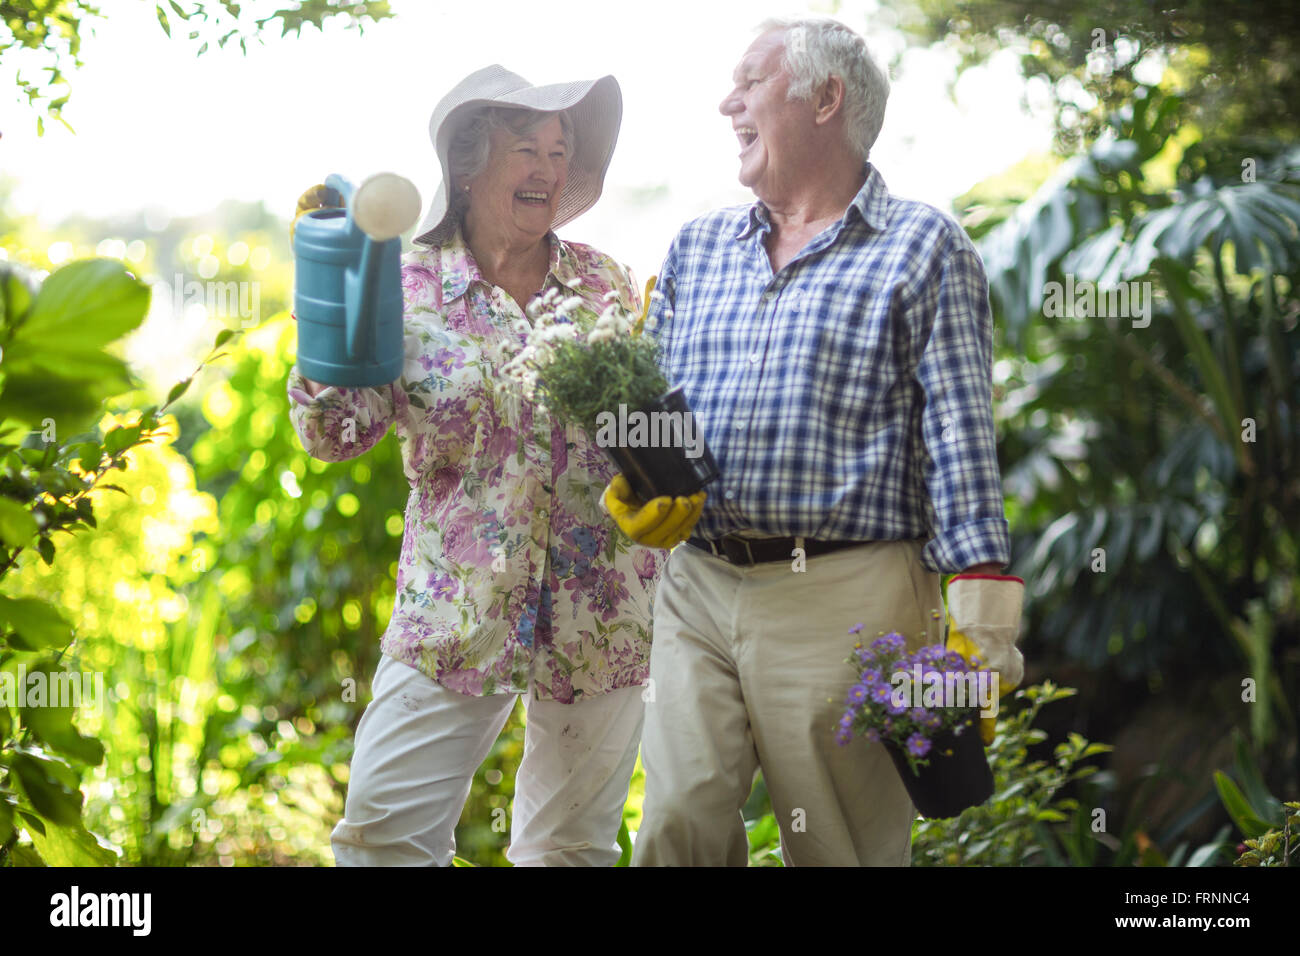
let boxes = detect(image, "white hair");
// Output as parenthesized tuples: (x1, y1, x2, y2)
(757, 16, 890, 161)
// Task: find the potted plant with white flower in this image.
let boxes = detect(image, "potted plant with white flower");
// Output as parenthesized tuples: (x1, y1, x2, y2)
(499, 279, 719, 502)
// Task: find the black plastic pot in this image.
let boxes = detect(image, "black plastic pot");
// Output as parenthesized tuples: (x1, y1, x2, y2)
(883, 713, 994, 819)
(599, 386, 720, 502)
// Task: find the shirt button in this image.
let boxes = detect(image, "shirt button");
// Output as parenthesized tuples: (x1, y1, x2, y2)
(749, 352, 760, 363)
(724, 489, 736, 501)
(762, 291, 775, 302)
(734, 420, 745, 430)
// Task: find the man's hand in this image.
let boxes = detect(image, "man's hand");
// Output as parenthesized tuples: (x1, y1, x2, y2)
(944, 573, 1025, 745)
(602, 474, 705, 549)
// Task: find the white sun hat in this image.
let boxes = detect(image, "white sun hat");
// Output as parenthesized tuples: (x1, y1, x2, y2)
(413, 64, 623, 246)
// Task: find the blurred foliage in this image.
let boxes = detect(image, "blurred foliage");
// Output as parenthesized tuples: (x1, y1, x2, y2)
(0, 253, 180, 865)
(908, 0, 1300, 155)
(920, 0, 1300, 859)
(966, 89, 1300, 755)
(0, 0, 393, 133)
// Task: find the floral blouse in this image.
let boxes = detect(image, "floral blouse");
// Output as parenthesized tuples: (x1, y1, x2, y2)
(287, 227, 660, 703)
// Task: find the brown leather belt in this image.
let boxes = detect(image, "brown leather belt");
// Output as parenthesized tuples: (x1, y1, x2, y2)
(686, 533, 866, 566)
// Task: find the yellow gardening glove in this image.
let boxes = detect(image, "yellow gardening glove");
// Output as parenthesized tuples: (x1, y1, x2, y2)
(602, 474, 705, 550)
(290, 183, 344, 242)
(944, 574, 1026, 746)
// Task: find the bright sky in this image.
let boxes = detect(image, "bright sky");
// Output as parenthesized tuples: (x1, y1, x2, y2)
(1, 0, 1053, 284)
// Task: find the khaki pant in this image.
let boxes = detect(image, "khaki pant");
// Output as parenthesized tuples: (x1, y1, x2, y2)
(632, 539, 943, 867)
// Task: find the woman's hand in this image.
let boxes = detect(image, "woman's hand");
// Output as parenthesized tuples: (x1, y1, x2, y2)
(290, 183, 344, 242)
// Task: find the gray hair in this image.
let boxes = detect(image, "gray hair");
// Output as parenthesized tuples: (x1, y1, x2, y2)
(757, 17, 889, 161)
(448, 107, 576, 216)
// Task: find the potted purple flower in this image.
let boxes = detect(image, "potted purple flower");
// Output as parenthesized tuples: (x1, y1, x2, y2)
(837, 625, 995, 819)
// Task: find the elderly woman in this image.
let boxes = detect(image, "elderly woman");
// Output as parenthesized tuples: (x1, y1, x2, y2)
(287, 66, 664, 866)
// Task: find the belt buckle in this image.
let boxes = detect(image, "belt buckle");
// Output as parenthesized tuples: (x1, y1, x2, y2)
(720, 534, 756, 566)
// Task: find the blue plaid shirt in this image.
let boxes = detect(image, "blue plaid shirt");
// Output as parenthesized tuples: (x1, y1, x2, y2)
(647, 164, 1010, 574)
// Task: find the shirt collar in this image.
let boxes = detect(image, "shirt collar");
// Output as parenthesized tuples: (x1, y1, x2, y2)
(437, 223, 572, 301)
(734, 162, 892, 240)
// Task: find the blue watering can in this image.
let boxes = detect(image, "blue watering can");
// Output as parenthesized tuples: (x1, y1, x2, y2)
(293, 172, 422, 387)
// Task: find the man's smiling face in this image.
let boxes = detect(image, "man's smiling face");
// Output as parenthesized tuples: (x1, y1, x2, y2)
(718, 29, 814, 200)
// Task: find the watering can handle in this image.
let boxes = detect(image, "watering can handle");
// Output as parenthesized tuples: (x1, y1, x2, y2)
(323, 174, 374, 363)
(324, 173, 354, 206)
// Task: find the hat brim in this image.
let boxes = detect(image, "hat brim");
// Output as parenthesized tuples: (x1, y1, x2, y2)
(413, 68, 622, 246)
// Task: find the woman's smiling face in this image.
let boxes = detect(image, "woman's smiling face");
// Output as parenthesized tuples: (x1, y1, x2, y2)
(464, 114, 570, 245)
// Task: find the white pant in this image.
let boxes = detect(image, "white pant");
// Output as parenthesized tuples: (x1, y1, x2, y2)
(331, 654, 645, 866)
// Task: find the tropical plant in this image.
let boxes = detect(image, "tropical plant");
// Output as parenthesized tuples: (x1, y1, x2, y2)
(960, 87, 1300, 753)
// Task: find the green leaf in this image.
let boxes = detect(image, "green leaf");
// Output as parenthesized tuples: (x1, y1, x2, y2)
(36, 535, 55, 565)
(1232, 732, 1284, 825)
(29, 819, 118, 866)
(7, 844, 46, 866)
(156, 4, 172, 37)
(214, 328, 236, 348)
(11, 752, 84, 826)
(103, 425, 141, 457)
(0, 594, 72, 649)
(615, 819, 632, 866)
(1187, 842, 1226, 867)
(0, 497, 39, 547)
(21, 259, 150, 351)
(167, 379, 192, 405)
(1214, 771, 1273, 839)
(16, 808, 46, 836)
(73, 442, 102, 472)
(22, 675, 105, 766)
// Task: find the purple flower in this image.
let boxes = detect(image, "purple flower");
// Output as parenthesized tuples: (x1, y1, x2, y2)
(848, 623, 865, 635)
(886, 695, 908, 716)
(906, 733, 931, 758)
(918, 644, 947, 664)
(945, 651, 969, 670)
(836, 728, 853, 746)
(870, 684, 892, 706)
(865, 728, 880, 743)
(632, 549, 658, 587)
(914, 708, 942, 730)
(846, 683, 869, 705)
(861, 668, 883, 686)
(871, 633, 906, 654)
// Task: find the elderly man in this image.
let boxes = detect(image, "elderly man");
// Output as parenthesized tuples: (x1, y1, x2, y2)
(606, 17, 1026, 866)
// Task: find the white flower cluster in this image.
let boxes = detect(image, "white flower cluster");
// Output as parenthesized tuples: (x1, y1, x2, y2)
(498, 285, 637, 405)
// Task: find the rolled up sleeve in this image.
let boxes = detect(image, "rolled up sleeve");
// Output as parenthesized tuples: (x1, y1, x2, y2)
(912, 245, 1011, 573)
(287, 365, 400, 462)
